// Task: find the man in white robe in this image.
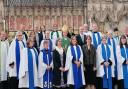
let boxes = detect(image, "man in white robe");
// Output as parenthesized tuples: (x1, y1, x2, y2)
(35, 27, 44, 48)
(7, 31, 25, 89)
(0, 31, 9, 89)
(83, 24, 92, 37)
(50, 24, 62, 49)
(107, 30, 118, 89)
(91, 23, 102, 49)
(113, 28, 120, 45)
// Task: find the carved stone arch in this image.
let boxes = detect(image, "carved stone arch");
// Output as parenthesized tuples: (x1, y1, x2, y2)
(118, 11, 127, 22)
(117, 5, 126, 22)
(104, 14, 113, 23)
(118, 15, 128, 32)
(104, 15, 114, 31)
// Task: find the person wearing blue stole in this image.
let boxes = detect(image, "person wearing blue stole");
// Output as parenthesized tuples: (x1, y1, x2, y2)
(7, 31, 26, 89)
(96, 35, 115, 89)
(91, 23, 102, 89)
(113, 28, 120, 45)
(38, 40, 53, 89)
(91, 23, 102, 49)
(107, 30, 118, 89)
(116, 35, 128, 89)
(19, 38, 38, 89)
(65, 36, 85, 89)
(40, 31, 53, 52)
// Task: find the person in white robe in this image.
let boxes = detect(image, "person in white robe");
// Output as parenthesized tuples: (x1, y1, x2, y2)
(7, 31, 26, 89)
(38, 40, 53, 89)
(96, 35, 115, 89)
(40, 30, 53, 51)
(19, 38, 38, 89)
(107, 31, 118, 89)
(0, 31, 9, 89)
(50, 24, 62, 49)
(116, 35, 128, 89)
(113, 28, 120, 45)
(83, 24, 92, 37)
(20, 24, 28, 44)
(35, 27, 44, 49)
(91, 23, 102, 49)
(65, 36, 85, 89)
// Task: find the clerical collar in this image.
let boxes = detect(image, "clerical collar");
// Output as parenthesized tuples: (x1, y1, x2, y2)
(103, 43, 107, 45)
(45, 48, 48, 51)
(45, 49, 49, 54)
(29, 47, 33, 49)
(109, 37, 113, 39)
(52, 31, 57, 32)
(93, 32, 98, 33)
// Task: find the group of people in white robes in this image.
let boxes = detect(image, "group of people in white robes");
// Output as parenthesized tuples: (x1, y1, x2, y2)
(0, 23, 128, 89)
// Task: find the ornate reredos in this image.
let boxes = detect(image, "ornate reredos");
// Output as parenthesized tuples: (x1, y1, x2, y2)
(0, 0, 128, 33)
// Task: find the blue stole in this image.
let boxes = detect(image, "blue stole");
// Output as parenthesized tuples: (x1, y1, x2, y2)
(33, 48, 38, 67)
(107, 38, 118, 78)
(92, 32, 101, 49)
(120, 46, 128, 89)
(101, 44, 112, 89)
(42, 49, 52, 89)
(15, 39, 25, 79)
(49, 39, 52, 52)
(27, 48, 36, 89)
(71, 45, 83, 89)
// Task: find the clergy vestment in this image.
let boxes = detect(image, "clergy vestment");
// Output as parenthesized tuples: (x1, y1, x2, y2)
(83, 31, 92, 37)
(0, 40, 9, 81)
(113, 36, 120, 45)
(52, 47, 67, 88)
(50, 31, 62, 49)
(19, 48, 38, 89)
(65, 45, 85, 89)
(7, 39, 25, 89)
(40, 39, 53, 52)
(76, 34, 85, 46)
(116, 45, 128, 89)
(22, 31, 28, 44)
(36, 32, 44, 48)
(0, 40, 9, 89)
(38, 49, 53, 89)
(62, 37, 70, 52)
(96, 44, 115, 89)
(107, 38, 117, 77)
(91, 32, 102, 49)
